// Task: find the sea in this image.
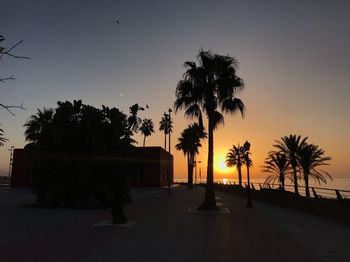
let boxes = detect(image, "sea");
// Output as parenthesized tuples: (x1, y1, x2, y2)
(174, 177, 350, 199)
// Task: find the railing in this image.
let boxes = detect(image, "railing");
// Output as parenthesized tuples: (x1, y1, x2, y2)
(0, 178, 10, 189)
(173, 179, 350, 200)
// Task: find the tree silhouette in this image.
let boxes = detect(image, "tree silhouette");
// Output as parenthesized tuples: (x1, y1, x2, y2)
(274, 135, 308, 195)
(225, 144, 245, 186)
(176, 123, 207, 188)
(24, 108, 54, 148)
(159, 112, 173, 150)
(175, 50, 245, 209)
(140, 118, 154, 147)
(262, 151, 290, 191)
(24, 100, 135, 224)
(297, 143, 332, 197)
(127, 103, 144, 133)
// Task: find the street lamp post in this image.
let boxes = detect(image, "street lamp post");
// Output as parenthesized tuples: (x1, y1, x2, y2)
(243, 141, 252, 207)
(194, 159, 197, 185)
(167, 108, 172, 197)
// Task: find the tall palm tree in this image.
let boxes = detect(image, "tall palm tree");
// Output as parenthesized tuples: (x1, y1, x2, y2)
(0, 125, 8, 147)
(139, 118, 154, 147)
(298, 143, 332, 197)
(23, 108, 54, 146)
(175, 50, 245, 209)
(262, 151, 289, 191)
(225, 144, 245, 186)
(175, 123, 207, 188)
(159, 112, 173, 151)
(274, 135, 308, 195)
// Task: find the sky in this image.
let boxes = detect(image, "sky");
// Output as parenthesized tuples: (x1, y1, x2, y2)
(1, 0, 350, 181)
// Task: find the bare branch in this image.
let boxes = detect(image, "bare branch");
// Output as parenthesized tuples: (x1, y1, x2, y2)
(0, 35, 28, 117)
(6, 40, 24, 53)
(3, 52, 30, 59)
(0, 102, 26, 116)
(0, 75, 16, 83)
(0, 40, 30, 60)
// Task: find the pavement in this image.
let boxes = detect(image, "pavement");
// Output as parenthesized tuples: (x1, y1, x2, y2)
(0, 186, 349, 262)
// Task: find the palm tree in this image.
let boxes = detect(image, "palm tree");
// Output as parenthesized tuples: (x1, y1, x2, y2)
(274, 135, 308, 195)
(0, 125, 8, 147)
(23, 108, 54, 146)
(175, 50, 245, 209)
(139, 118, 154, 147)
(159, 112, 173, 151)
(225, 144, 245, 186)
(298, 143, 332, 197)
(175, 123, 207, 188)
(262, 151, 289, 191)
(128, 104, 144, 133)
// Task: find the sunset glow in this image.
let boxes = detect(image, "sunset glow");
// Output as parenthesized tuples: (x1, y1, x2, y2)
(214, 154, 234, 176)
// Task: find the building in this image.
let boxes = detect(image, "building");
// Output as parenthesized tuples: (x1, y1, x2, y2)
(10, 147, 173, 188)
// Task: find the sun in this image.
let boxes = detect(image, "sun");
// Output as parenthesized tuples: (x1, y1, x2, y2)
(214, 154, 235, 175)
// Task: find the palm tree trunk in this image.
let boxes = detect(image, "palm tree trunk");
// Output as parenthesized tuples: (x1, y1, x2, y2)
(164, 132, 167, 151)
(281, 174, 285, 191)
(305, 174, 310, 197)
(187, 153, 193, 188)
(143, 136, 146, 147)
(237, 165, 242, 186)
(292, 166, 299, 195)
(199, 116, 217, 210)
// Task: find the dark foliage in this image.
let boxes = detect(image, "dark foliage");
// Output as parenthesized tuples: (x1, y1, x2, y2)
(24, 100, 135, 223)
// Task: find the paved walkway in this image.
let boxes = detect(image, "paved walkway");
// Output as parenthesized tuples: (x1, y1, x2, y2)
(0, 186, 349, 261)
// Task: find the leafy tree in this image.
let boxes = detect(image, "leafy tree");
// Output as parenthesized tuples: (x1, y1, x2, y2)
(24, 100, 135, 224)
(225, 144, 245, 186)
(175, 50, 245, 209)
(274, 135, 308, 195)
(159, 112, 173, 150)
(176, 123, 207, 188)
(297, 143, 332, 197)
(262, 151, 289, 191)
(140, 118, 154, 147)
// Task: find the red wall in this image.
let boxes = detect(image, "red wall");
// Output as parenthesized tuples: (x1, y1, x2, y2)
(132, 146, 173, 187)
(11, 149, 31, 188)
(10, 147, 173, 188)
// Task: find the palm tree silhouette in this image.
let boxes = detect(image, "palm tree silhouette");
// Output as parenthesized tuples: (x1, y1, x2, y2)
(225, 144, 245, 186)
(23, 108, 54, 146)
(159, 112, 173, 151)
(128, 104, 144, 133)
(262, 151, 289, 191)
(274, 135, 308, 195)
(140, 118, 154, 147)
(298, 143, 332, 197)
(0, 125, 9, 146)
(176, 123, 207, 188)
(175, 50, 245, 209)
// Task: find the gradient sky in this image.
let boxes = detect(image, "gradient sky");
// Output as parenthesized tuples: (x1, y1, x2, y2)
(1, 0, 349, 180)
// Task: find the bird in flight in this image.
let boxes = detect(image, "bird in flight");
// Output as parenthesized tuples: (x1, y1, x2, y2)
(115, 19, 120, 24)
